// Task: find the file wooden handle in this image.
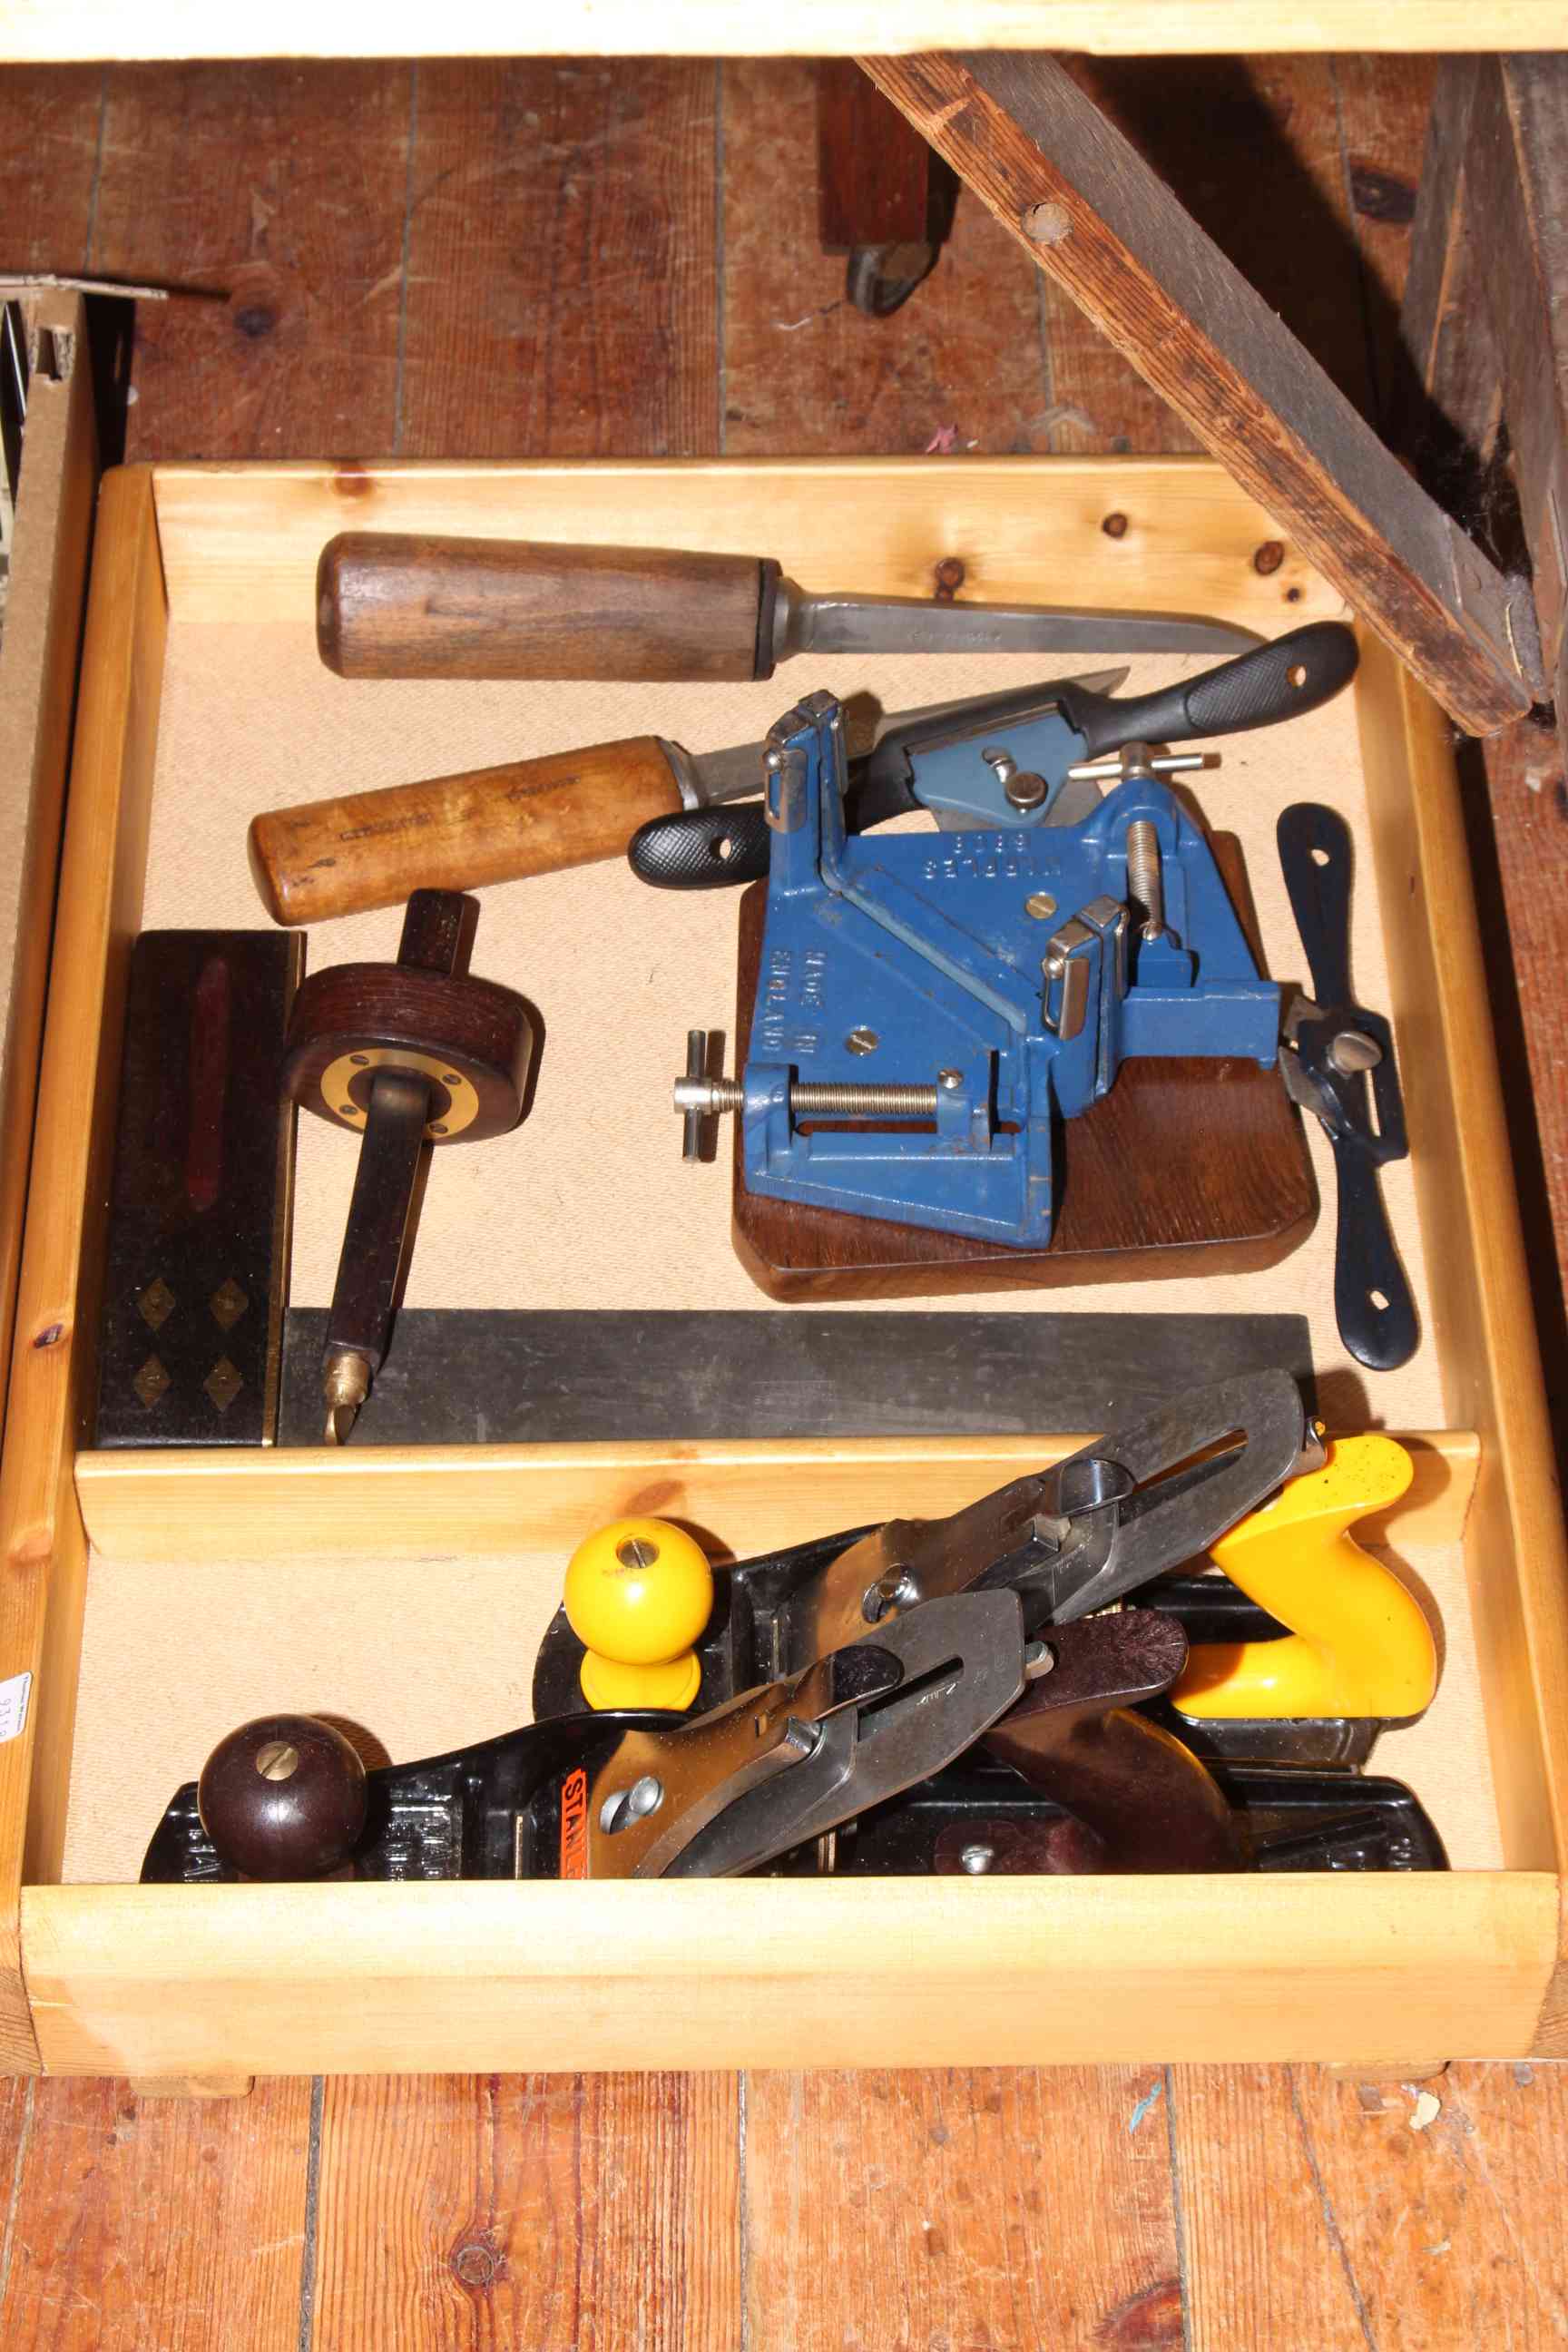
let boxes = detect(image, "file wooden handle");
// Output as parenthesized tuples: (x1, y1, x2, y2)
(248, 736, 688, 925)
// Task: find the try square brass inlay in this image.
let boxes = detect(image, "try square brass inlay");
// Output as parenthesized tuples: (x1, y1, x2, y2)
(137, 1278, 175, 1331)
(210, 1277, 250, 1329)
(132, 1355, 172, 1408)
(204, 1357, 244, 1414)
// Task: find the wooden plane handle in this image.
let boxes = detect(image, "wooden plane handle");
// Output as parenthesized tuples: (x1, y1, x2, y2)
(317, 534, 780, 682)
(248, 737, 689, 925)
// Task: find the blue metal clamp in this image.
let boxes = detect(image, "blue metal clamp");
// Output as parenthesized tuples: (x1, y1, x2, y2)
(688, 691, 1280, 1250)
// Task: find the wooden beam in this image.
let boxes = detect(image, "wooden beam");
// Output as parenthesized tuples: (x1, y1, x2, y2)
(859, 51, 1535, 735)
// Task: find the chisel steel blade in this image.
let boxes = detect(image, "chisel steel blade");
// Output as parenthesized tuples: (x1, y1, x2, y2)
(681, 668, 1132, 809)
(775, 584, 1264, 666)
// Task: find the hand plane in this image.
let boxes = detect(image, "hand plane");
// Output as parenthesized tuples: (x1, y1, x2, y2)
(140, 1592, 1106, 1883)
(141, 1598, 1443, 1886)
(671, 687, 1292, 1248)
(534, 1371, 1317, 1712)
(538, 1374, 1444, 1868)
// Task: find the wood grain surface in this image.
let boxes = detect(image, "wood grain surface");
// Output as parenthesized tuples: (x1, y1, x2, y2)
(741, 2066, 1184, 2347)
(396, 61, 721, 462)
(249, 735, 689, 924)
(309, 2072, 741, 2350)
(3, 47, 1568, 2352)
(90, 64, 412, 460)
(0, 2073, 313, 2352)
(1173, 2062, 1568, 2346)
(316, 532, 771, 681)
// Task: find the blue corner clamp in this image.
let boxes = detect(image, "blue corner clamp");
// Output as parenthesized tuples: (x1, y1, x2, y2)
(740, 690, 1280, 1249)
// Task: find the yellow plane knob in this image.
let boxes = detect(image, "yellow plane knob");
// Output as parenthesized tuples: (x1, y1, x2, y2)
(563, 1516, 714, 1711)
(1173, 1433, 1437, 1720)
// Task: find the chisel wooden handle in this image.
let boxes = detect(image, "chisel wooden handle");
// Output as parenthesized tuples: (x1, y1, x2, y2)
(249, 737, 689, 925)
(317, 534, 782, 683)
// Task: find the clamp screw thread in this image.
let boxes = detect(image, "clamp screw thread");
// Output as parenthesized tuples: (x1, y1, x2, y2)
(674, 1032, 943, 1154)
(1125, 819, 1168, 942)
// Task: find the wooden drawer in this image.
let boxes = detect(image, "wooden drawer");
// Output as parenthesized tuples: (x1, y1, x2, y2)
(1, 456, 1564, 2078)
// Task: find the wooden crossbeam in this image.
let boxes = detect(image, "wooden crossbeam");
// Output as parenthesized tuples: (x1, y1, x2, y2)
(861, 52, 1536, 736)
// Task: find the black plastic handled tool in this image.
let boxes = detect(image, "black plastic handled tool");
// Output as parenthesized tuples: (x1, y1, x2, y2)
(628, 622, 1360, 889)
(630, 800, 774, 889)
(1057, 621, 1358, 758)
(1278, 802, 1417, 1371)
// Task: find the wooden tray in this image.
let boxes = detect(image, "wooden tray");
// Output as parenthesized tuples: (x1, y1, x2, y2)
(0, 456, 1563, 2082)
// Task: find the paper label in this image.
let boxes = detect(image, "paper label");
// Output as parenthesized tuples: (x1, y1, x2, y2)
(0, 1671, 32, 1744)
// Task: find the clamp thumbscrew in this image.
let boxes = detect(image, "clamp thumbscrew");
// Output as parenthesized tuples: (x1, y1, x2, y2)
(673, 1030, 946, 1160)
(676, 1031, 742, 1161)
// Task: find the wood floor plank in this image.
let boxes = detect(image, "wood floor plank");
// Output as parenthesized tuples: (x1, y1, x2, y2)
(1042, 54, 1374, 458)
(1171, 2064, 1386, 2350)
(1331, 54, 1438, 433)
(309, 2071, 741, 2351)
(1175, 2062, 1568, 2351)
(91, 63, 412, 463)
(720, 60, 1052, 459)
(0, 67, 104, 276)
(741, 2066, 1183, 2350)
(0, 2073, 312, 2352)
(397, 61, 721, 461)
(1305, 2061, 1568, 2347)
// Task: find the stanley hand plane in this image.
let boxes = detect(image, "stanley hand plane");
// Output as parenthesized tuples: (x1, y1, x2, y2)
(144, 1592, 1044, 1885)
(142, 1594, 1255, 1885)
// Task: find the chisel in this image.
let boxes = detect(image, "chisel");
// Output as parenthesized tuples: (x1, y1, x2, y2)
(315, 532, 1265, 683)
(251, 627, 1352, 926)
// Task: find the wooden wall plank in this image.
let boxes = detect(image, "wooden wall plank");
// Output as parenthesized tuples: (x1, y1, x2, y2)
(741, 2067, 1183, 2349)
(0, 2075, 311, 2351)
(0, 68, 103, 273)
(860, 50, 1534, 734)
(1054, 56, 1369, 456)
(1331, 54, 1438, 434)
(309, 2072, 741, 2351)
(397, 62, 721, 461)
(1467, 57, 1568, 700)
(90, 64, 412, 462)
(1172, 2064, 1396, 2349)
(720, 60, 1052, 460)
(1173, 2063, 1568, 2347)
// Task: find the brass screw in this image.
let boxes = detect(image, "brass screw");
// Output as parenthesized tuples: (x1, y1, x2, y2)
(255, 1741, 299, 1782)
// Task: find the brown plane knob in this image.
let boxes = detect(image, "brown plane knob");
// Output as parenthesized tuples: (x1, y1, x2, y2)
(198, 1714, 368, 1880)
